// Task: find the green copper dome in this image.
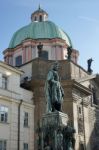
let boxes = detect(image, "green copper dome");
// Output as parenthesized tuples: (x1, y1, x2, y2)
(9, 21, 73, 48)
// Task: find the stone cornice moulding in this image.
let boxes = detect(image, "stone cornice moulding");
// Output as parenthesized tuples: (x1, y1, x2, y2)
(76, 74, 97, 83)
(0, 96, 34, 108)
(0, 61, 23, 75)
(62, 79, 92, 96)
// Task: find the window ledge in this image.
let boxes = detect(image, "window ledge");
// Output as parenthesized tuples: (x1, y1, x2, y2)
(0, 87, 8, 90)
(24, 126, 30, 128)
(0, 87, 20, 95)
(0, 122, 10, 125)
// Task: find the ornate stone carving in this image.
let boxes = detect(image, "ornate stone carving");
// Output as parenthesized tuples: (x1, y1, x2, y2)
(78, 118, 84, 133)
(40, 112, 75, 150)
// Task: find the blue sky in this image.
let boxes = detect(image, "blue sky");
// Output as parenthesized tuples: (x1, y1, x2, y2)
(0, 0, 99, 73)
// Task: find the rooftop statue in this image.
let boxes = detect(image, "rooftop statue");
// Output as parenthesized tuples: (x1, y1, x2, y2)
(37, 42, 43, 57)
(45, 62, 64, 112)
(87, 58, 93, 74)
(67, 46, 72, 60)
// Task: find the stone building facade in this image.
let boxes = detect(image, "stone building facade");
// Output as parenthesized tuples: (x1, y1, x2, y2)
(19, 58, 99, 150)
(0, 61, 34, 150)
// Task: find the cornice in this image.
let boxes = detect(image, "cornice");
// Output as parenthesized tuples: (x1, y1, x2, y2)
(62, 79, 92, 96)
(0, 61, 23, 75)
(0, 95, 34, 108)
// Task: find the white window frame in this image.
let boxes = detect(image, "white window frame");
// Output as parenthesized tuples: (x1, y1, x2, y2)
(24, 112, 28, 127)
(0, 140, 7, 150)
(15, 55, 22, 66)
(2, 75, 8, 90)
(23, 143, 28, 150)
(0, 106, 8, 123)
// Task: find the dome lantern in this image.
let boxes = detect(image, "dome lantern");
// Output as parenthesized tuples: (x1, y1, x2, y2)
(31, 5, 48, 22)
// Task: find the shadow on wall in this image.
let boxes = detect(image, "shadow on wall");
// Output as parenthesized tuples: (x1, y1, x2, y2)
(86, 107, 99, 150)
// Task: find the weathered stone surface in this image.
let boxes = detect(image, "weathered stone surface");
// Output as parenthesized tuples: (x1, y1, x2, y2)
(42, 111, 68, 127)
(20, 59, 99, 150)
(41, 112, 68, 150)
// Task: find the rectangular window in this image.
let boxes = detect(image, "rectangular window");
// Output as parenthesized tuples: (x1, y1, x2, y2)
(79, 107, 82, 114)
(39, 51, 48, 60)
(2, 76, 7, 89)
(24, 112, 28, 127)
(78, 105, 82, 116)
(0, 106, 8, 123)
(0, 140, 7, 150)
(15, 55, 22, 66)
(23, 143, 28, 150)
(25, 47, 29, 62)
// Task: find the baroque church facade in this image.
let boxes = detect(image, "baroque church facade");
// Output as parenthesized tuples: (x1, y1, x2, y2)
(1, 6, 99, 150)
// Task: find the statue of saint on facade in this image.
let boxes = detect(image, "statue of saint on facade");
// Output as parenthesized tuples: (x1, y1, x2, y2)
(37, 42, 43, 57)
(67, 46, 72, 60)
(87, 58, 93, 74)
(45, 62, 64, 112)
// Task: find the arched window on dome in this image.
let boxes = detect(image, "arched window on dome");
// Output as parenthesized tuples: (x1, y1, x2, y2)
(39, 15, 42, 22)
(15, 55, 22, 66)
(39, 51, 48, 60)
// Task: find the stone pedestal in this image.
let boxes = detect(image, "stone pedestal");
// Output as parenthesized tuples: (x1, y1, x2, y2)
(41, 112, 68, 150)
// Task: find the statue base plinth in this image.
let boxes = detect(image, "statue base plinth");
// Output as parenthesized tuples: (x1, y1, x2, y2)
(42, 111, 68, 127)
(41, 111, 68, 150)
